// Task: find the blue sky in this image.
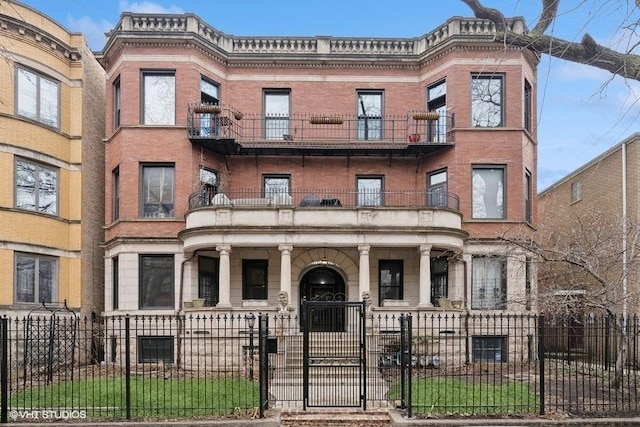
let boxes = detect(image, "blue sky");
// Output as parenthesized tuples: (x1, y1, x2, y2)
(15, 0, 640, 191)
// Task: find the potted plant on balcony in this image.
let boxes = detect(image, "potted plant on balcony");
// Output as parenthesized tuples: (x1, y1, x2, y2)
(412, 111, 440, 121)
(408, 133, 421, 143)
(194, 104, 221, 114)
(309, 115, 344, 125)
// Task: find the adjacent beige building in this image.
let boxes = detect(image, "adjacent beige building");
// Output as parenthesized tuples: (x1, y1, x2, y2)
(0, 0, 105, 314)
(538, 133, 640, 313)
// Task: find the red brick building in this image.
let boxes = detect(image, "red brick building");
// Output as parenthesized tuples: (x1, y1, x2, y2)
(100, 13, 537, 324)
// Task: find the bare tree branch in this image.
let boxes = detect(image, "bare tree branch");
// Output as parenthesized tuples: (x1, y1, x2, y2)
(462, 0, 640, 81)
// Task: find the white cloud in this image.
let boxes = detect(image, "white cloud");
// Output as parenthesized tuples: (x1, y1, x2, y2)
(552, 61, 612, 82)
(66, 15, 113, 51)
(118, 1, 183, 14)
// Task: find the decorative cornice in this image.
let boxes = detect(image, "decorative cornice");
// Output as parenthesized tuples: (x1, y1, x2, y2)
(102, 12, 527, 66)
(0, 15, 82, 61)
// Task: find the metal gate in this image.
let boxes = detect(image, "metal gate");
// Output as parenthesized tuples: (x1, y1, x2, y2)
(302, 301, 366, 408)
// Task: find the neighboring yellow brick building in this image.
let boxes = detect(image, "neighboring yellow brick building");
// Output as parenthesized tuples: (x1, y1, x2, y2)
(0, 0, 105, 314)
(538, 133, 640, 314)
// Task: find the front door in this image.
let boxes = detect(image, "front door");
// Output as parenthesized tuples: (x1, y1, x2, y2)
(300, 268, 346, 332)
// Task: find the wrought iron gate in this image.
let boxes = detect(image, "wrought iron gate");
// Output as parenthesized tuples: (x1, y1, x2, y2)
(302, 301, 366, 408)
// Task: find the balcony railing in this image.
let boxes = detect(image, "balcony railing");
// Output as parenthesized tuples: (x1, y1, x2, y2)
(187, 104, 454, 152)
(188, 188, 460, 211)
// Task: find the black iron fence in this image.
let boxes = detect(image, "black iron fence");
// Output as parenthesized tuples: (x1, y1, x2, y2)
(186, 105, 454, 146)
(188, 188, 461, 211)
(1, 311, 640, 422)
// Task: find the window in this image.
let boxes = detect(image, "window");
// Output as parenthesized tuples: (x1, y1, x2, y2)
(357, 90, 383, 140)
(472, 256, 506, 310)
(427, 80, 446, 142)
(471, 74, 503, 127)
(431, 257, 448, 306)
(142, 71, 175, 125)
(427, 169, 447, 207)
(379, 260, 403, 304)
(357, 176, 383, 206)
(199, 77, 220, 136)
(263, 175, 290, 201)
(15, 253, 57, 303)
(15, 158, 58, 215)
(112, 256, 119, 310)
(472, 336, 506, 362)
(141, 165, 174, 218)
(113, 167, 120, 221)
(198, 256, 219, 307)
(138, 336, 174, 363)
(571, 181, 582, 203)
(472, 166, 504, 219)
(525, 170, 532, 222)
(524, 79, 532, 132)
(264, 90, 290, 140)
(139, 255, 174, 309)
(243, 260, 268, 300)
(17, 67, 59, 128)
(113, 78, 121, 129)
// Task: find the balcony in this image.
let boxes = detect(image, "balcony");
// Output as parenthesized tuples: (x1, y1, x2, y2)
(187, 104, 454, 156)
(182, 188, 465, 252)
(188, 188, 460, 211)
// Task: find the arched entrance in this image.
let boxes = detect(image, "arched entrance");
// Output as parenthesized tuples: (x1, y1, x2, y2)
(300, 267, 346, 332)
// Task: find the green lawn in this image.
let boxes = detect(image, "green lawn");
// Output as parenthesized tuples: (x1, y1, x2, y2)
(388, 377, 539, 415)
(11, 376, 260, 419)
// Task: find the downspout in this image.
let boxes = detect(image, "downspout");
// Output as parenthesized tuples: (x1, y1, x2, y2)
(176, 251, 198, 369)
(622, 142, 628, 333)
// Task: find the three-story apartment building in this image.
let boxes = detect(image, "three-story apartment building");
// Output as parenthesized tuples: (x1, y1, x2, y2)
(0, 0, 105, 315)
(100, 13, 537, 329)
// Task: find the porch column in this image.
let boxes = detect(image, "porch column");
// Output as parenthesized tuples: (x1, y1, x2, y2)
(358, 244, 371, 300)
(278, 244, 293, 310)
(216, 245, 232, 308)
(418, 244, 432, 307)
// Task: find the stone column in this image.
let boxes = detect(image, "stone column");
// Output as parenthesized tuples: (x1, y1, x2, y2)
(278, 244, 293, 310)
(216, 245, 232, 308)
(418, 244, 432, 307)
(358, 245, 371, 300)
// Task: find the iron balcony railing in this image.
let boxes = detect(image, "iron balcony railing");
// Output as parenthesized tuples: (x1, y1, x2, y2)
(187, 103, 454, 148)
(188, 188, 460, 211)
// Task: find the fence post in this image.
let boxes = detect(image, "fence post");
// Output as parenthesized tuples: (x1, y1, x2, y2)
(406, 314, 413, 419)
(538, 314, 545, 416)
(258, 314, 269, 418)
(124, 315, 131, 420)
(399, 314, 406, 409)
(1, 317, 7, 424)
